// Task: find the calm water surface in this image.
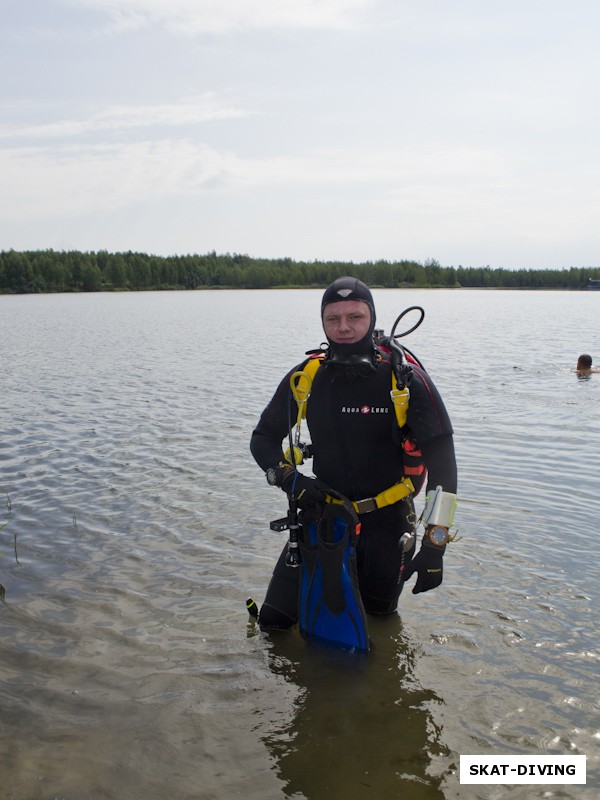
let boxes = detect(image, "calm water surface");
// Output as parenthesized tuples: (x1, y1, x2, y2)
(1, 289, 599, 800)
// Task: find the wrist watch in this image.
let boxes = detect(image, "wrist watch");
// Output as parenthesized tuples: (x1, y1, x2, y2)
(266, 467, 279, 486)
(425, 525, 450, 547)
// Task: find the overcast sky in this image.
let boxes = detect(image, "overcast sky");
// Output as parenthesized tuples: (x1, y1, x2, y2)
(2, 0, 599, 268)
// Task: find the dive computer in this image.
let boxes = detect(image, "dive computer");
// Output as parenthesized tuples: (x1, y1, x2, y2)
(266, 467, 279, 486)
(426, 525, 450, 547)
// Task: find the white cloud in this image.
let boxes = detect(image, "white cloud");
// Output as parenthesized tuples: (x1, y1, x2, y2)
(0, 94, 249, 140)
(70, 0, 373, 34)
(230, 144, 507, 189)
(0, 141, 220, 219)
(0, 137, 507, 221)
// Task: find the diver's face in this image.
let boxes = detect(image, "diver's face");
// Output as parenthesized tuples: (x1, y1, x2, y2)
(322, 300, 371, 344)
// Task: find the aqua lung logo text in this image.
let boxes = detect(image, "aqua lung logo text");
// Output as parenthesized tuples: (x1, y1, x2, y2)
(341, 406, 389, 414)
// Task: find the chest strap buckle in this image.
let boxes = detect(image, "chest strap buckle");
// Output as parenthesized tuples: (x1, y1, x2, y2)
(326, 477, 415, 515)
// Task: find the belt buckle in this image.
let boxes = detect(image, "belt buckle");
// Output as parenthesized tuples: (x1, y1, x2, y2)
(355, 497, 377, 515)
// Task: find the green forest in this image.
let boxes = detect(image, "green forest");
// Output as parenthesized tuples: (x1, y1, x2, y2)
(1, 249, 599, 293)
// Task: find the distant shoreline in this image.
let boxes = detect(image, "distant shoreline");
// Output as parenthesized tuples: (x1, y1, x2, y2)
(1, 249, 599, 294)
(2, 285, 597, 296)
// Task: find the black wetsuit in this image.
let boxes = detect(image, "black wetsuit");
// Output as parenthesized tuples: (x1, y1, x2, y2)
(250, 350, 457, 623)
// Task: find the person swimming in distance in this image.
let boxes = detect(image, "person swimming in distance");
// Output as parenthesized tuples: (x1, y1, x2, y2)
(575, 354, 600, 374)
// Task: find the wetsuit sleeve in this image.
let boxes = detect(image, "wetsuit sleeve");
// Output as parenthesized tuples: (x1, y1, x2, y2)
(421, 434, 457, 494)
(405, 366, 457, 494)
(250, 362, 306, 471)
(406, 366, 453, 446)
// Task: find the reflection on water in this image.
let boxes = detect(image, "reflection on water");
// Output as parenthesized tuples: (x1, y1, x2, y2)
(260, 617, 449, 800)
(1, 289, 600, 799)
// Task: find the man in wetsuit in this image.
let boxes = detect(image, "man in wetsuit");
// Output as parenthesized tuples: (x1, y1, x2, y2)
(250, 276, 457, 628)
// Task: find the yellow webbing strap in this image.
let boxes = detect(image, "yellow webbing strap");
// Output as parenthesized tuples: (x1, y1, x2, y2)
(390, 372, 409, 429)
(326, 477, 415, 515)
(291, 357, 324, 421)
(291, 355, 413, 512)
(296, 355, 409, 429)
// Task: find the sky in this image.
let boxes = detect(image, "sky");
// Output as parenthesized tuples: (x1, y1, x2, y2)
(1, 0, 599, 269)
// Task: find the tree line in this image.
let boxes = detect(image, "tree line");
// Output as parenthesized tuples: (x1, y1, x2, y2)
(1, 249, 599, 293)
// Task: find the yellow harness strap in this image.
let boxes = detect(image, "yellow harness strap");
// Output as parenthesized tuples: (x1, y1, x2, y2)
(292, 357, 323, 421)
(294, 355, 409, 429)
(326, 477, 415, 515)
(390, 373, 409, 429)
(291, 355, 414, 513)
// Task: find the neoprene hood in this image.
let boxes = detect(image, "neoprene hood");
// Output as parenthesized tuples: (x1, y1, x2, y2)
(321, 276, 377, 364)
(321, 276, 376, 323)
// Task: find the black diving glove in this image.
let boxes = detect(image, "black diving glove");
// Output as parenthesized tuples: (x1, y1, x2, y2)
(266, 464, 328, 507)
(403, 537, 445, 594)
(282, 472, 328, 507)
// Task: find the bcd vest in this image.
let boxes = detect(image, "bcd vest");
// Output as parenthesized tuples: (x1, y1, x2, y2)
(290, 352, 427, 510)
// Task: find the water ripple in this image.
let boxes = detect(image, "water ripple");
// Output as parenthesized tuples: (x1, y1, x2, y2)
(1, 290, 600, 799)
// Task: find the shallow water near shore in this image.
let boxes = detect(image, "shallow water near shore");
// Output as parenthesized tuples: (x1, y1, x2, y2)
(1, 288, 599, 799)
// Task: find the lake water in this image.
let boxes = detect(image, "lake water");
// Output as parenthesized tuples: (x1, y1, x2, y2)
(1, 288, 599, 800)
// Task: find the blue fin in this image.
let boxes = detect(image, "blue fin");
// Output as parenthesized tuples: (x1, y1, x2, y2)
(299, 502, 370, 652)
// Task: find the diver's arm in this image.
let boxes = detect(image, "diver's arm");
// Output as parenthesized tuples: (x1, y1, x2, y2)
(403, 432, 457, 595)
(250, 365, 303, 472)
(405, 366, 456, 493)
(250, 428, 287, 472)
(421, 434, 457, 494)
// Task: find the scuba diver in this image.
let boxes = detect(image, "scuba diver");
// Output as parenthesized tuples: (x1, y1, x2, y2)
(249, 277, 458, 642)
